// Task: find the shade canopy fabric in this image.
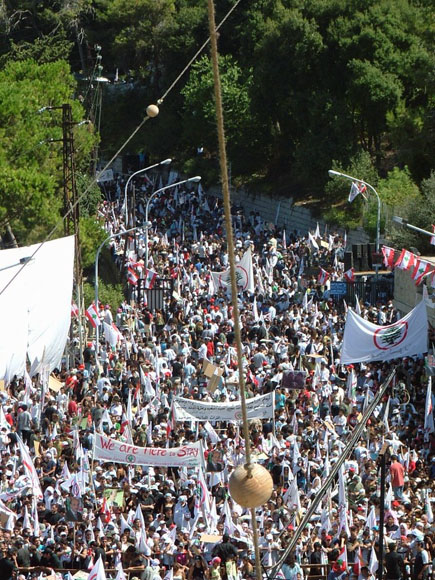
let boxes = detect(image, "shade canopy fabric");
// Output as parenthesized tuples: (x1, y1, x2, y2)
(0, 235, 74, 382)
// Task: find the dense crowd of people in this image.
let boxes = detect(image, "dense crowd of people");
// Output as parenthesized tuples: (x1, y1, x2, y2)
(0, 169, 433, 580)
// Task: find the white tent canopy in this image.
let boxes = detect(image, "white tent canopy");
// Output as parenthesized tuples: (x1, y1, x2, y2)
(0, 235, 74, 382)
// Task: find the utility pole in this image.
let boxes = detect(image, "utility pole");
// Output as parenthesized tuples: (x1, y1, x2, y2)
(62, 103, 84, 364)
(39, 103, 87, 365)
(378, 442, 390, 580)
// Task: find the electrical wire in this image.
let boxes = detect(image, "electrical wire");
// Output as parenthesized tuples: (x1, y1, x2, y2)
(0, 0, 244, 298)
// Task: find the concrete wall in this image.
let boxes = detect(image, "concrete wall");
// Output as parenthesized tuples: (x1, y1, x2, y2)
(211, 186, 370, 246)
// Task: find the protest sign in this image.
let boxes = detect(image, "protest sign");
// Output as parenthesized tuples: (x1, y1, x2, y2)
(94, 433, 203, 468)
(281, 371, 307, 390)
(173, 391, 274, 422)
(104, 487, 125, 509)
(48, 375, 63, 393)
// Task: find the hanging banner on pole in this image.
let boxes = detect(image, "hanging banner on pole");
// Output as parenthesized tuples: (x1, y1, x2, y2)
(174, 391, 274, 422)
(93, 433, 203, 467)
(340, 300, 428, 364)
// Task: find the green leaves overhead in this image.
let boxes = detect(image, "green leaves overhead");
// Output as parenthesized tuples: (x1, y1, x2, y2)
(0, 59, 95, 244)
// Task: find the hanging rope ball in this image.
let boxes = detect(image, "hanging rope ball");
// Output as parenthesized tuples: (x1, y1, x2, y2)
(146, 104, 159, 118)
(229, 463, 274, 508)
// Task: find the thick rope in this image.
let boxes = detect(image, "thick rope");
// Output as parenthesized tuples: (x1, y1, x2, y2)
(206, 1, 262, 577)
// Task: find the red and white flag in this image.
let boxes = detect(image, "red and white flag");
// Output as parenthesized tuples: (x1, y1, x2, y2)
(344, 267, 355, 283)
(412, 259, 431, 285)
(88, 556, 107, 580)
(382, 246, 395, 269)
(318, 268, 329, 285)
(17, 436, 43, 499)
(86, 303, 101, 328)
(338, 545, 348, 570)
(144, 268, 157, 289)
(348, 181, 367, 203)
(395, 249, 416, 270)
(127, 267, 139, 286)
(71, 303, 79, 318)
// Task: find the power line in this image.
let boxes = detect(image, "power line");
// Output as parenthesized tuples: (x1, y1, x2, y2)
(0, 0, 244, 298)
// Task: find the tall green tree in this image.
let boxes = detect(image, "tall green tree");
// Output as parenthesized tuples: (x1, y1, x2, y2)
(0, 59, 95, 244)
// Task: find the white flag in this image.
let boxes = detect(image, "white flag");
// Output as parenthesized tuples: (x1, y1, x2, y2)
(424, 377, 434, 434)
(308, 232, 319, 250)
(355, 293, 361, 315)
(103, 322, 122, 347)
(210, 247, 255, 294)
(17, 436, 43, 499)
(88, 556, 106, 580)
(368, 547, 378, 575)
(340, 300, 428, 363)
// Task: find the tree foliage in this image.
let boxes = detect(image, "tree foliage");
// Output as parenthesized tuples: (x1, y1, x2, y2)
(385, 171, 435, 255)
(0, 59, 96, 244)
(0, 0, 432, 251)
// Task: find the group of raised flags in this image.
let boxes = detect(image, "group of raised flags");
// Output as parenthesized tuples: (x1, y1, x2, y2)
(382, 244, 435, 286)
(127, 265, 157, 289)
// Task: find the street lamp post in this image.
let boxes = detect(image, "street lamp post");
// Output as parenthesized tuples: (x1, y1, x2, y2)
(94, 226, 144, 357)
(123, 159, 172, 225)
(392, 216, 435, 238)
(329, 169, 382, 280)
(144, 176, 201, 268)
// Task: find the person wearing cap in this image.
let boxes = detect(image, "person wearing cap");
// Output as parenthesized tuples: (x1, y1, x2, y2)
(210, 557, 222, 580)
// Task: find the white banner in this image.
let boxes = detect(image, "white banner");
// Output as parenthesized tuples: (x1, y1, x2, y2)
(93, 434, 203, 468)
(211, 247, 255, 294)
(340, 300, 428, 364)
(174, 391, 274, 422)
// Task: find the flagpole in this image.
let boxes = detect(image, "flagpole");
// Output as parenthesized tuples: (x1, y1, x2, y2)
(378, 443, 389, 580)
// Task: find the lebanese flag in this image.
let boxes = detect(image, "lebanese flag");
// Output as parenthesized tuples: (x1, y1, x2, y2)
(100, 497, 112, 524)
(71, 303, 79, 318)
(127, 267, 138, 286)
(86, 303, 101, 328)
(382, 246, 395, 269)
(337, 545, 348, 570)
(395, 249, 416, 270)
(348, 181, 367, 203)
(412, 259, 431, 285)
(430, 225, 435, 246)
(144, 268, 157, 289)
(318, 267, 329, 285)
(344, 267, 355, 283)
